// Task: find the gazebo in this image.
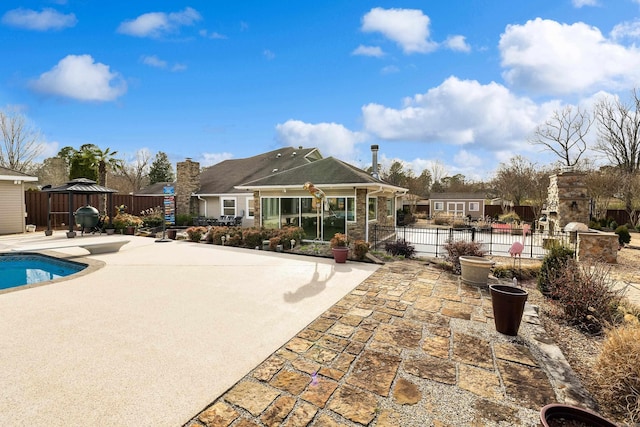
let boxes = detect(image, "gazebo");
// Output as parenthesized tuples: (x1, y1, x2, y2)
(42, 178, 118, 238)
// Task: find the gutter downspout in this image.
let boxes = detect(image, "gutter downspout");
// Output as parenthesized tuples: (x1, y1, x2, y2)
(196, 195, 207, 217)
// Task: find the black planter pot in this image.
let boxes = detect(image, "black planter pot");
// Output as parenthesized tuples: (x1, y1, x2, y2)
(489, 284, 528, 336)
(540, 404, 617, 427)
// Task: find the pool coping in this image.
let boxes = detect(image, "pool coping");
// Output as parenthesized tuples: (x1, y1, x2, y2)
(0, 250, 105, 296)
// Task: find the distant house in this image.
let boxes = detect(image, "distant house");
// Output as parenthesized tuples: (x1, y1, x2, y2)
(429, 193, 486, 220)
(0, 167, 38, 234)
(193, 147, 322, 227)
(236, 153, 407, 242)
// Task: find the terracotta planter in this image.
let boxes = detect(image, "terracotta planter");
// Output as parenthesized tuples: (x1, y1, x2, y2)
(125, 226, 136, 235)
(332, 247, 349, 263)
(489, 284, 528, 336)
(459, 256, 493, 286)
(540, 404, 617, 427)
(166, 229, 177, 240)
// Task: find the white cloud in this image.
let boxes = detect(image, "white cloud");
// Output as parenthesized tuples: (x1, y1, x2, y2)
(381, 65, 400, 75)
(199, 29, 227, 39)
(171, 63, 187, 72)
(275, 120, 368, 159)
(199, 152, 234, 167)
(610, 19, 640, 41)
(29, 54, 127, 102)
(361, 7, 437, 54)
(443, 35, 471, 52)
(572, 0, 598, 7)
(1, 8, 76, 31)
(361, 76, 557, 152)
(117, 7, 201, 38)
(352, 45, 385, 57)
(499, 18, 640, 95)
(141, 55, 167, 69)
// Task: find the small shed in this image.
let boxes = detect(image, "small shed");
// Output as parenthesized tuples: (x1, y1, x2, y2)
(429, 193, 486, 220)
(0, 167, 38, 235)
(42, 178, 118, 237)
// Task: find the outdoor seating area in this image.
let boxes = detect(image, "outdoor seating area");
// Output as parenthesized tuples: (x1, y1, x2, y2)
(192, 215, 243, 227)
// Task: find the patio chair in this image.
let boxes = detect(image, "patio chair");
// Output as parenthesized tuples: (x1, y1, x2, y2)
(234, 216, 243, 226)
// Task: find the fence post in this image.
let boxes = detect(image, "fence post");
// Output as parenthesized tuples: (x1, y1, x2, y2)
(489, 227, 493, 255)
(471, 228, 475, 242)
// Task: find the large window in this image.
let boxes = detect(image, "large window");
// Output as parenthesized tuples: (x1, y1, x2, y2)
(281, 197, 300, 227)
(368, 197, 377, 221)
(246, 198, 254, 218)
(222, 198, 236, 216)
(261, 198, 280, 229)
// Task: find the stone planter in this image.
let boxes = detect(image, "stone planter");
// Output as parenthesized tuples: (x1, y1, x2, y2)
(331, 247, 349, 263)
(540, 404, 617, 427)
(105, 228, 115, 235)
(489, 284, 528, 336)
(459, 256, 493, 286)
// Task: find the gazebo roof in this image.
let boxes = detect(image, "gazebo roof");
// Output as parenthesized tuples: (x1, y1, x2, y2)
(42, 178, 118, 194)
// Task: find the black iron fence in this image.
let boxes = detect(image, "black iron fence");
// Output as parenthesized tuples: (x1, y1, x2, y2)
(372, 224, 576, 259)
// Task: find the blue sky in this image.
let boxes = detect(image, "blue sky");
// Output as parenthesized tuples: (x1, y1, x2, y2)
(2, 0, 640, 180)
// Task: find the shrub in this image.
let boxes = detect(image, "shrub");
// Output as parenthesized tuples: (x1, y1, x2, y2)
(186, 226, 207, 242)
(330, 233, 349, 248)
(610, 220, 618, 229)
(537, 243, 574, 295)
(548, 259, 623, 333)
(385, 239, 416, 258)
(498, 211, 520, 224)
(588, 220, 602, 230)
(492, 264, 540, 280)
(595, 324, 640, 424)
(206, 226, 228, 244)
(433, 213, 452, 226)
(353, 240, 370, 260)
(443, 239, 486, 274)
(112, 212, 144, 229)
(176, 213, 193, 226)
(615, 225, 631, 247)
(242, 227, 267, 248)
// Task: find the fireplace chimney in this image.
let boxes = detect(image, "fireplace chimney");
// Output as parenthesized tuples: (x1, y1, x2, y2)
(371, 145, 379, 179)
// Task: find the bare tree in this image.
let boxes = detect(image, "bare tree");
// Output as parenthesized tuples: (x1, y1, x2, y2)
(530, 105, 592, 167)
(491, 155, 537, 206)
(594, 89, 640, 217)
(0, 109, 44, 172)
(120, 149, 151, 193)
(584, 165, 620, 220)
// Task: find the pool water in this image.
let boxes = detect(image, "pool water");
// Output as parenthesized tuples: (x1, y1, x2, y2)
(0, 254, 87, 291)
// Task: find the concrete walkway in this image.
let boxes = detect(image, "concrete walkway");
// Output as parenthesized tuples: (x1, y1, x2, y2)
(0, 234, 378, 426)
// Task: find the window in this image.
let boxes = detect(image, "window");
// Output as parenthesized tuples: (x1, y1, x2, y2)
(246, 198, 254, 218)
(222, 198, 236, 216)
(386, 198, 394, 216)
(434, 202, 444, 211)
(469, 202, 479, 212)
(346, 197, 355, 221)
(448, 202, 464, 217)
(368, 197, 377, 221)
(261, 198, 280, 229)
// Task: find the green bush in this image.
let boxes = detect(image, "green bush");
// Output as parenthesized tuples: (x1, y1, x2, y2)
(610, 220, 618, 229)
(615, 225, 631, 247)
(537, 243, 574, 295)
(176, 213, 193, 226)
(443, 239, 486, 274)
(498, 211, 520, 223)
(589, 220, 602, 231)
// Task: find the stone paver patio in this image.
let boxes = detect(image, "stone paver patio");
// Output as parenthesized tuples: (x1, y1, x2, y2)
(186, 261, 580, 427)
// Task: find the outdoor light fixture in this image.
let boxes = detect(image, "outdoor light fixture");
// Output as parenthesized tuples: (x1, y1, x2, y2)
(570, 201, 578, 211)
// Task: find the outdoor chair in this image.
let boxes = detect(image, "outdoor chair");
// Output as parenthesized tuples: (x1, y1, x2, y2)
(234, 216, 243, 226)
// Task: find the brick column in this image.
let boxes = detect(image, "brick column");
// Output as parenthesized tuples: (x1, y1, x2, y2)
(176, 158, 200, 216)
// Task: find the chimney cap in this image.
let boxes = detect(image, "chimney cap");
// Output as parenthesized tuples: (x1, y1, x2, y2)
(371, 144, 379, 151)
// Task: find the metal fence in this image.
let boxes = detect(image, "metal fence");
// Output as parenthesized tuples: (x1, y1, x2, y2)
(372, 224, 576, 259)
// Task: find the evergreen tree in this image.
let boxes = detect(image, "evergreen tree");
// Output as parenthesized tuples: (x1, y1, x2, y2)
(148, 151, 174, 184)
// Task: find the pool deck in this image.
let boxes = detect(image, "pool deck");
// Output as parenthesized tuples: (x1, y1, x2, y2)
(0, 232, 378, 426)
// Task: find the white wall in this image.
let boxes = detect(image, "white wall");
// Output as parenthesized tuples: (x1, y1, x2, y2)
(0, 181, 26, 234)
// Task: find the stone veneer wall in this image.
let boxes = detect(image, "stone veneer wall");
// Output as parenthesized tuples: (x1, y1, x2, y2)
(347, 189, 367, 241)
(252, 191, 261, 227)
(545, 171, 589, 230)
(576, 232, 618, 264)
(175, 158, 200, 217)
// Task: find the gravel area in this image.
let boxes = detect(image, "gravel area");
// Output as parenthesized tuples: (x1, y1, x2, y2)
(491, 246, 640, 424)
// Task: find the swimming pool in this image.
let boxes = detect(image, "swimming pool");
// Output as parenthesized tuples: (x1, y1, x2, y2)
(0, 253, 87, 291)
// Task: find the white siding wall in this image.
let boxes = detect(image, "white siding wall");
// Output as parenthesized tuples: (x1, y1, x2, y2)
(0, 181, 26, 234)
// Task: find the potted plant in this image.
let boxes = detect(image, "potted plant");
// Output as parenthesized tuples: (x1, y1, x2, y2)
(330, 233, 349, 263)
(353, 239, 370, 261)
(540, 404, 617, 427)
(489, 283, 528, 336)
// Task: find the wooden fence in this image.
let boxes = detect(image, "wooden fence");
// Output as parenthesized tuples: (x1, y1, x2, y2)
(25, 191, 164, 228)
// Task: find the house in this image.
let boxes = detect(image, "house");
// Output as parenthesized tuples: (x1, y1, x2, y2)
(0, 167, 38, 234)
(190, 147, 322, 227)
(235, 147, 407, 242)
(429, 192, 486, 220)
